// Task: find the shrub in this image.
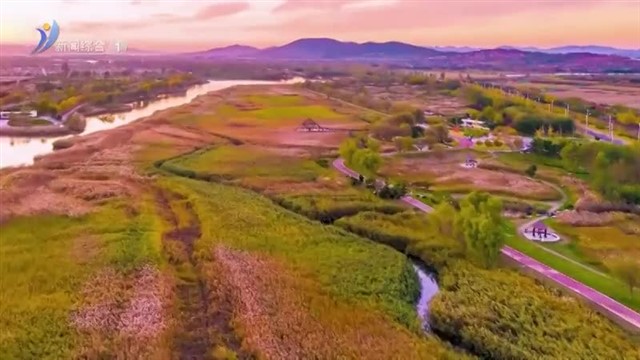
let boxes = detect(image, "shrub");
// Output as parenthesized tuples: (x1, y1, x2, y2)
(525, 164, 537, 177)
(52, 138, 75, 150)
(484, 140, 493, 147)
(65, 113, 86, 132)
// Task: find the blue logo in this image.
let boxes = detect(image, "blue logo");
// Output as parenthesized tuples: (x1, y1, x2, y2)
(32, 20, 60, 54)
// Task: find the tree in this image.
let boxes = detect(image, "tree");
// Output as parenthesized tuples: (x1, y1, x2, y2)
(560, 142, 581, 172)
(617, 110, 638, 125)
(352, 148, 381, 176)
(413, 108, 426, 124)
(609, 260, 640, 295)
(426, 124, 449, 143)
(432, 202, 458, 238)
(457, 192, 505, 268)
(393, 136, 414, 152)
(58, 96, 81, 113)
(339, 138, 359, 163)
(525, 164, 537, 177)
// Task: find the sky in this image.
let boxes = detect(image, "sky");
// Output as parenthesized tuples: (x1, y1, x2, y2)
(1, 0, 639, 52)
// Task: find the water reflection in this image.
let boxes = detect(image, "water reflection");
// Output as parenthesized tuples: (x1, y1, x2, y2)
(0, 78, 302, 168)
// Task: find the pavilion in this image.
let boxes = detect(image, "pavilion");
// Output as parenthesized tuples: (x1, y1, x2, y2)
(296, 118, 328, 132)
(523, 220, 560, 242)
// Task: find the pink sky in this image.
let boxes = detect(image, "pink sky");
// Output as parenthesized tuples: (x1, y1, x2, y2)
(1, 0, 639, 52)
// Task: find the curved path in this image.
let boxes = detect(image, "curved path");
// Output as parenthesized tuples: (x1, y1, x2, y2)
(332, 158, 640, 331)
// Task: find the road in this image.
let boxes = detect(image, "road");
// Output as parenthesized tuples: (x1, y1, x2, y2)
(575, 122, 626, 145)
(332, 157, 640, 331)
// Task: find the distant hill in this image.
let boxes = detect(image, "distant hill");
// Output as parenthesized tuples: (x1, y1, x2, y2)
(188, 38, 640, 72)
(544, 46, 640, 59)
(440, 49, 640, 72)
(192, 44, 260, 59)
(194, 38, 443, 60)
(495, 45, 640, 59)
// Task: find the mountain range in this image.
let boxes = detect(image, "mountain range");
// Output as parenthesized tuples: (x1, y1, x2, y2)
(189, 38, 640, 73)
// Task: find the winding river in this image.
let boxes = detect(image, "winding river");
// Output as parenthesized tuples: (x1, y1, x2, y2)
(0, 78, 303, 169)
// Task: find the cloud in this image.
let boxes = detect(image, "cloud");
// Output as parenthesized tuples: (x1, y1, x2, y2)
(273, 0, 358, 13)
(67, 2, 250, 32)
(255, 1, 608, 39)
(194, 2, 250, 20)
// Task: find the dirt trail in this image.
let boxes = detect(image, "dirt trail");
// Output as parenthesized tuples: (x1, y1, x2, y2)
(155, 189, 247, 360)
(156, 190, 210, 359)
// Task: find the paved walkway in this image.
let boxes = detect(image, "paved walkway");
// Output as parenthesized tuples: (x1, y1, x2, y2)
(332, 157, 640, 331)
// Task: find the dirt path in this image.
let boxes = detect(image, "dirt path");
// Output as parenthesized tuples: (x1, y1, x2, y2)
(155, 188, 248, 359)
(156, 190, 212, 359)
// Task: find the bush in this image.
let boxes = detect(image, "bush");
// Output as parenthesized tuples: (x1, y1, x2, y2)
(525, 164, 537, 177)
(377, 182, 407, 200)
(314, 158, 329, 168)
(493, 139, 503, 147)
(65, 113, 86, 132)
(52, 138, 75, 150)
(484, 140, 493, 147)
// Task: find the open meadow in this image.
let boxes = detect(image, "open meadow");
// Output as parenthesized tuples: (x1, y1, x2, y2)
(1, 82, 638, 359)
(0, 84, 465, 359)
(380, 151, 563, 202)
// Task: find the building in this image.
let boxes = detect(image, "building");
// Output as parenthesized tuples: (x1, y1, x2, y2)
(0, 110, 37, 119)
(460, 118, 489, 129)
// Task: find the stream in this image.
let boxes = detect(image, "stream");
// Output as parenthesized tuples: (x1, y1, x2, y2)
(0, 78, 303, 169)
(412, 263, 439, 331)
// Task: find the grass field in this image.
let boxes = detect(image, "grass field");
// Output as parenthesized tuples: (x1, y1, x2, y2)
(154, 176, 462, 359)
(0, 197, 165, 359)
(381, 151, 563, 202)
(2, 82, 638, 359)
(504, 229, 640, 311)
(7, 118, 53, 127)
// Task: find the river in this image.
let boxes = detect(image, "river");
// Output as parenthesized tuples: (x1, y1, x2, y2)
(0, 78, 303, 169)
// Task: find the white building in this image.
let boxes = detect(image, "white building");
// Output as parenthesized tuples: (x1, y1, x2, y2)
(0, 110, 37, 119)
(460, 118, 489, 130)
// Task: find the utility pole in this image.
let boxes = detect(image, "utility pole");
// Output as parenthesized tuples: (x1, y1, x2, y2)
(565, 104, 569, 117)
(585, 110, 591, 128)
(608, 115, 614, 143)
(637, 122, 639, 141)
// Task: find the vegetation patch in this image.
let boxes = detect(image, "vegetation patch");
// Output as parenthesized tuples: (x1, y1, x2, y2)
(336, 206, 640, 359)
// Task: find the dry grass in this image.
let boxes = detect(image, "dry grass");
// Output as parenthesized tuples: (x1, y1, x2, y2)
(382, 152, 561, 201)
(555, 210, 629, 226)
(211, 246, 459, 360)
(72, 265, 173, 359)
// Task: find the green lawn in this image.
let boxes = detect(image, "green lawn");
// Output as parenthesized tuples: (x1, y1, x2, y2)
(247, 104, 345, 121)
(166, 145, 327, 181)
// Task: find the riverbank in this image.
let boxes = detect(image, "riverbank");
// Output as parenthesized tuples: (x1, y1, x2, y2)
(0, 123, 78, 137)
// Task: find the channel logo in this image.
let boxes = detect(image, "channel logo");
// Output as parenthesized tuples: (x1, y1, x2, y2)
(32, 20, 60, 54)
